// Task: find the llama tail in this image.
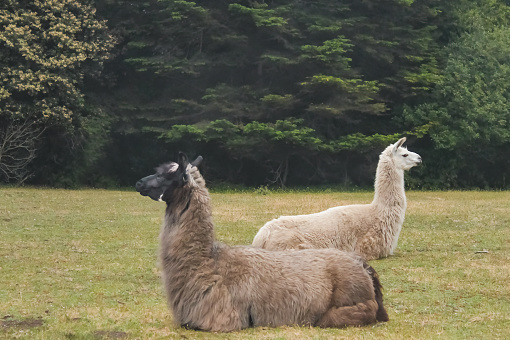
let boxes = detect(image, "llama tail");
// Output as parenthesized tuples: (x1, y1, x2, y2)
(363, 262, 389, 322)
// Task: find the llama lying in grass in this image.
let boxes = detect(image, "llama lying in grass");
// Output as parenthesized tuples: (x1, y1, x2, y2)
(135, 152, 388, 332)
(252, 137, 422, 260)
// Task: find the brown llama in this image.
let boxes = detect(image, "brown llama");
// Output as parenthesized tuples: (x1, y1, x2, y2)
(135, 153, 389, 332)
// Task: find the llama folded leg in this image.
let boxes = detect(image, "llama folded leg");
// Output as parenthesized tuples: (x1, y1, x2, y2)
(315, 300, 378, 328)
(176, 286, 248, 332)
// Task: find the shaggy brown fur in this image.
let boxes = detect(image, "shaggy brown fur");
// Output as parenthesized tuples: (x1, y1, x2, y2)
(136, 153, 388, 332)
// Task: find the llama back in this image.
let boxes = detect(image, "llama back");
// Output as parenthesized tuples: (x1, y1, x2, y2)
(252, 204, 374, 252)
(214, 246, 383, 327)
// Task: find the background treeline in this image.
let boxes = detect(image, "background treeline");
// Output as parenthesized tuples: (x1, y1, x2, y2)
(1, 0, 510, 189)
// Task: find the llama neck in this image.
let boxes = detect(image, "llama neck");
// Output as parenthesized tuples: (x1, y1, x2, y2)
(372, 156, 406, 210)
(160, 182, 218, 323)
(162, 185, 215, 265)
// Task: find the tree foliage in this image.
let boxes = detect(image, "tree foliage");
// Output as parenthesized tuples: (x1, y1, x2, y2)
(0, 0, 113, 125)
(0, 0, 114, 184)
(403, 0, 510, 188)
(92, 0, 441, 186)
(2, 0, 509, 188)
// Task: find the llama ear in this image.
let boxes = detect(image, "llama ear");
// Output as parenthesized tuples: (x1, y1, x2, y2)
(392, 137, 406, 154)
(177, 152, 189, 169)
(191, 155, 203, 167)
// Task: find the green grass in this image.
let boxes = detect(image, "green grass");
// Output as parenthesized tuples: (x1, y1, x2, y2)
(1, 188, 509, 339)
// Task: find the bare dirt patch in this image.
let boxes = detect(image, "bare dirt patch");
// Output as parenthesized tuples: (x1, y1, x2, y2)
(1, 317, 44, 329)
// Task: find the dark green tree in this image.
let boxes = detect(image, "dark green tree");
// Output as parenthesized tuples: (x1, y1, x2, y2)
(403, 0, 510, 188)
(94, 0, 440, 186)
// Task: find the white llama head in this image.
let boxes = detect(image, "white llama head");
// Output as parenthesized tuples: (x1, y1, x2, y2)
(390, 137, 422, 171)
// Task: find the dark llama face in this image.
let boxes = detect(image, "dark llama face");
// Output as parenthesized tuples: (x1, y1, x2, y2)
(135, 153, 202, 202)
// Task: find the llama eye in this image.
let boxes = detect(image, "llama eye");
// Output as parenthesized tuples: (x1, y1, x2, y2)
(402, 154, 408, 158)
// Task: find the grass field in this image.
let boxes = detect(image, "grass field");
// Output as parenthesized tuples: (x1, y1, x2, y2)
(1, 188, 509, 339)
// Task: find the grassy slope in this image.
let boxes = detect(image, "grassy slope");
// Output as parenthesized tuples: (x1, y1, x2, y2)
(0, 188, 509, 339)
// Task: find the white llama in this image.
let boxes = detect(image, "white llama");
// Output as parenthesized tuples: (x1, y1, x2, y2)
(252, 137, 422, 260)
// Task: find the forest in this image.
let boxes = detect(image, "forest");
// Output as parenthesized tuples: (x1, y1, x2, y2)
(1, 0, 510, 189)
